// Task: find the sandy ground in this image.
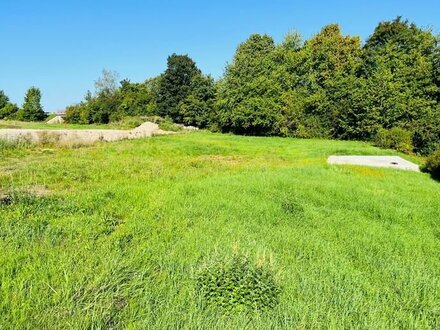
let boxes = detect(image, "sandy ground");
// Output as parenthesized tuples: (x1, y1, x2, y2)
(0, 122, 172, 145)
(327, 155, 420, 172)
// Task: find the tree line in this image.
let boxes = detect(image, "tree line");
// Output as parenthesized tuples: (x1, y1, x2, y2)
(1, 17, 439, 155)
(0, 87, 46, 122)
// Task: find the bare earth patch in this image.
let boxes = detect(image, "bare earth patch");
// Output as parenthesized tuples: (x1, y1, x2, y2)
(0, 185, 51, 205)
(0, 121, 174, 146)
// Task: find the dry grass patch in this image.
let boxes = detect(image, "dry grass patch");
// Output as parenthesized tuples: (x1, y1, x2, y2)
(197, 155, 245, 165)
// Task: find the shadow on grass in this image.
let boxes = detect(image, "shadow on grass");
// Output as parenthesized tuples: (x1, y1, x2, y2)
(430, 174, 440, 182)
(420, 167, 440, 182)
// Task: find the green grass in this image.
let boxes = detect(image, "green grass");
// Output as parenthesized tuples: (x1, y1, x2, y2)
(0, 132, 439, 329)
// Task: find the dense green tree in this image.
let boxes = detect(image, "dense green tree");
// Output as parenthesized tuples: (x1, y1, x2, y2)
(64, 103, 85, 124)
(66, 70, 122, 124)
(116, 78, 158, 118)
(0, 90, 20, 119)
(0, 103, 19, 119)
(0, 90, 9, 110)
(361, 17, 440, 153)
(178, 74, 216, 128)
(91, 70, 121, 123)
(434, 47, 440, 102)
(295, 24, 362, 138)
(22, 87, 46, 121)
(217, 34, 285, 135)
(156, 54, 201, 122)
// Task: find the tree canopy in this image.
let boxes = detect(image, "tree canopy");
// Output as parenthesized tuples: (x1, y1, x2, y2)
(0, 90, 19, 120)
(156, 54, 202, 122)
(21, 87, 46, 121)
(59, 17, 440, 155)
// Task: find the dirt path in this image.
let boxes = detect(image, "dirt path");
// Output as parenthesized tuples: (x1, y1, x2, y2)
(0, 122, 173, 145)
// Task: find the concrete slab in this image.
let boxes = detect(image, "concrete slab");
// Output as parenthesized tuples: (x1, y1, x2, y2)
(327, 155, 419, 172)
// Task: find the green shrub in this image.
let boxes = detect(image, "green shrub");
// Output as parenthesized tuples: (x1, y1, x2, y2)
(196, 254, 280, 313)
(412, 122, 440, 156)
(158, 118, 182, 132)
(65, 103, 89, 124)
(142, 115, 182, 131)
(0, 103, 19, 119)
(423, 149, 440, 180)
(374, 127, 413, 154)
(143, 115, 163, 124)
(111, 116, 145, 129)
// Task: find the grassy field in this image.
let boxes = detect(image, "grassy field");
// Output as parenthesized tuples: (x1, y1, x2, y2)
(0, 132, 439, 329)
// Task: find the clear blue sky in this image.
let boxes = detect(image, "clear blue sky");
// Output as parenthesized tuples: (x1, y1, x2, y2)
(1, 0, 439, 112)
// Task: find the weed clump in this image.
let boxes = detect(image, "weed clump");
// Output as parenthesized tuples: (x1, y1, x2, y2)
(281, 196, 304, 216)
(196, 255, 280, 313)
(0, 193, 12, 206)
(111, 116, 145, 129)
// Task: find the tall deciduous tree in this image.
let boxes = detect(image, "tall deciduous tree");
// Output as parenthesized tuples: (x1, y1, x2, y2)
(116, 78, 159, 118)
(361, 17, 440, 154)
(217, 34, 284, 135)
(22, 87, 46, 121)
(0, 90, 9, 110)
(156, 54, 201, 122)
(178, 74, 216, 128)
(95, 69, 120, 96)
(296, 24, 362, 138)
(84, 69, 121, 123)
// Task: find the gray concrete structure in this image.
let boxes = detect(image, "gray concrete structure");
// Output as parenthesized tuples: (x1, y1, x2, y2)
(327, 155, 419, 172)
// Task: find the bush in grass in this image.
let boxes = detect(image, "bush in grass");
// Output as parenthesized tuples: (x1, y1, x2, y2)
(159, 119, 181, 132)
(112, 116, 145, 129)
(142, 115, 182, 131)
(423, 148, 440, 180)
(196, 255, 280, 313)
(374, 127, 413, 153)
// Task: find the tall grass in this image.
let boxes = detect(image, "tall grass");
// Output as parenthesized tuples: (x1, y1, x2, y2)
(0, 132, 439, 329)
(0, 138, 31, 152)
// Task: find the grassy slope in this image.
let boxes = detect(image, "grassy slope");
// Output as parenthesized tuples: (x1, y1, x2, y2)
(0, 132, 439, 329)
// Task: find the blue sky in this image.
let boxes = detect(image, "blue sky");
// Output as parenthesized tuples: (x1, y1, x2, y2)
(1, 1, 439, 112)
